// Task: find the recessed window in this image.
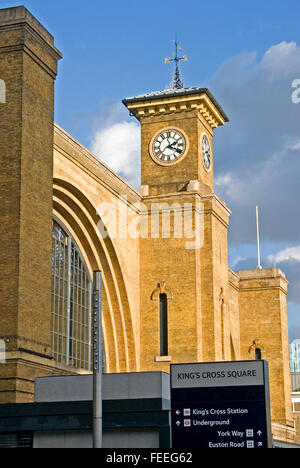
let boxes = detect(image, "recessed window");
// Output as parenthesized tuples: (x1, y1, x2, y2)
(52, 219, 92, 370)
(160, 294, 168, 357)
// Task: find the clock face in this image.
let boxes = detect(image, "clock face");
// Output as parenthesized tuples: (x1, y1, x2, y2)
(152, 129, 186, 164)
(202, 134, 211, 171)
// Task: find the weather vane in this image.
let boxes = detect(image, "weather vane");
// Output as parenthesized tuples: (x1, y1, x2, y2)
(165, 36, 188, 90)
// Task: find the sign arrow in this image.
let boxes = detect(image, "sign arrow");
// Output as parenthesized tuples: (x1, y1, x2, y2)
(176, 421, 181, 427)
(258, 442, 263, 447)
(257, 430, 262, 436)
(176, 410, 181, 416)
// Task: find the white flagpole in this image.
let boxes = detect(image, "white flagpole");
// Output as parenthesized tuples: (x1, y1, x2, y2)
(256, 206, 263, 270)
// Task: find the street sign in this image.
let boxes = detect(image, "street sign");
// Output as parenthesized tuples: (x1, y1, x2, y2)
(170, 361, 273, 449)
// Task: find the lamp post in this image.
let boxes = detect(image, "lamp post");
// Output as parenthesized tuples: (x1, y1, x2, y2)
(93, 271, 103, 449)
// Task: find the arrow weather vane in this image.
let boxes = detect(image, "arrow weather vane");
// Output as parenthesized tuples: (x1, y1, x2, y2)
(165, 35, 188, 90)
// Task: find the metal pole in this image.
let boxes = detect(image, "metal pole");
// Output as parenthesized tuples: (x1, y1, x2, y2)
(256, 206, 263, 270)
(93, 271, 103, 449)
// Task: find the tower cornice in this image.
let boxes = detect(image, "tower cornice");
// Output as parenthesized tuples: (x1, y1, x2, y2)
(123, 87, 229, 130)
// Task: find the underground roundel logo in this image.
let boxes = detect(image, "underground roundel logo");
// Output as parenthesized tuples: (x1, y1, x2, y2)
(150, 128, 187, 165)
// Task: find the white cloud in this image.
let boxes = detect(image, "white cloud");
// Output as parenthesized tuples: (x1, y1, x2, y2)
(268, 246, 300, 264)
(261, 42, 300, 75)
(90, 108, 141, 188)
(208, 41, 300, 244)
(289, 140, 300, 151)
(231, 256, 247, 269)
(214, 173, 233, 189)
(210, 41, 300, 340)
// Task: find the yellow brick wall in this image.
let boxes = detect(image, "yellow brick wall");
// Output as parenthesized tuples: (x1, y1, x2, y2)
(238, 269, 294, 437)
(53, 125, 142, 374)
(228, 269, 242, 360)
(0, 7, 62, 402)
(293, 401, 300, 444)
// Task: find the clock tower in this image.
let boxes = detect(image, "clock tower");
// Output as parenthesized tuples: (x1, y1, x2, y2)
(123, 86, 228, 197)
(123, 77, 231, 371)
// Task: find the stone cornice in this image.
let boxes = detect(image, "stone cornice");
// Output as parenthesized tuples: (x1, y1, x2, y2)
(124, 92, 227, 130)
(3, 351, 90, 374)
(0, 7, 62, 67)
(141, 191, 231, 228)
(228, 268, 240, 292)
(237, 268, 289, 295)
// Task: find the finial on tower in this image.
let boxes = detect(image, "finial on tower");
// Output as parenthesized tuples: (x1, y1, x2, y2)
(165, 35, 187, 89)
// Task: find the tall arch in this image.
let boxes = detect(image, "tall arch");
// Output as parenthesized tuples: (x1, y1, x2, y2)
(53, 178, 138, 373)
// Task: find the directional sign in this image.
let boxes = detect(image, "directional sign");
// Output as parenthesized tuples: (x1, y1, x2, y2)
(170, 361, 273, 449)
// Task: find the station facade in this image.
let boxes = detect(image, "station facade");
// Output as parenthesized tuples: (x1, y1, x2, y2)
(0, 6, 296, 443)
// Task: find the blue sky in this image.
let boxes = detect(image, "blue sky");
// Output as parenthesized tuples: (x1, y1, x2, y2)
(2, 0, 299, 139)
(2, 0, 300, 342)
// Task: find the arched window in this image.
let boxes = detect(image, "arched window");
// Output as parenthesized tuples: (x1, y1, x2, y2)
(52, 219, 92, 370)
(159, 294, 168, 357)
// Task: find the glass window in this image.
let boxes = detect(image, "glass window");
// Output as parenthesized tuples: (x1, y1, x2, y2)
(52, 220, 92, 371)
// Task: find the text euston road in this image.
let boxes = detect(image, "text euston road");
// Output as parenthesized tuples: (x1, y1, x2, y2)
(170, 361, 273, 449)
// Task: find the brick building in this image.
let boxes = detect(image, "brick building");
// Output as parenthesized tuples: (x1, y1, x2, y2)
(0, 6, 296, 444)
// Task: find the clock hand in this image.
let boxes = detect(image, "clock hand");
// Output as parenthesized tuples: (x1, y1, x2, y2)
(170, 147, 182, 155)
(167, 145, 182, 154)
(166, 142, 179, 150)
